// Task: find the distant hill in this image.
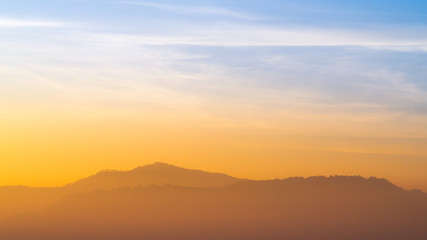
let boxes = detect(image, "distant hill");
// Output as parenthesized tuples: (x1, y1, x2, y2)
(1, 175, 426, 240)
(64, 162, 243, 192)
(0, 162, 242, 221)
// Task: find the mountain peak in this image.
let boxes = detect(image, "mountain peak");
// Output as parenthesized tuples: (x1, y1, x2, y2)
(152, 162, 173, 166)
(139, 162, 179, 169)
(129, 162, 187, 173)
(65, 162, 242, 192)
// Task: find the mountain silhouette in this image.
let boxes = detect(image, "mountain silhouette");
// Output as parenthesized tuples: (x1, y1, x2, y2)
(0, 163, 426, 240)
(64, 162, 243, 192)
(0, 162, 241, 221)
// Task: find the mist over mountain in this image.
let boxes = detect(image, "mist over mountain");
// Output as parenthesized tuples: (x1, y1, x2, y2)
(65, 162, 242, 191)
(0, 162, 241, 221)
(0, 163, 426, 240)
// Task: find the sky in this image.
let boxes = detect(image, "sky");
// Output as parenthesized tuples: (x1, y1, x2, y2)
(1, 0, 427, 190)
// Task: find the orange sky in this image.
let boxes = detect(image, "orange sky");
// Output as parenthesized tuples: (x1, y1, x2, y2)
(1, 1, 427, 192)
(1, 104, 426, 191)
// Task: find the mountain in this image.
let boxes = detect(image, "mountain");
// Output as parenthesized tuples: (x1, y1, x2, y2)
(64, 162, 243, 192)
(1, 175, 426, 240)
(0, 162, 242, 221)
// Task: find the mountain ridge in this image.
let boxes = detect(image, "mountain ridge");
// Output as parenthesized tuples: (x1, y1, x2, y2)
(63, 162, 244, 192)
(2, 174, 426, 240)
(1, 162, 419, 191)
(0, 162, 244, 222)
(0, 162, 425, 226)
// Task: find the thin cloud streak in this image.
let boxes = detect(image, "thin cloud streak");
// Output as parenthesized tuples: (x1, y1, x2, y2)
(92, 24, 427, 51)
(120, 1, 260, 20)
(0, 18, 62, 28)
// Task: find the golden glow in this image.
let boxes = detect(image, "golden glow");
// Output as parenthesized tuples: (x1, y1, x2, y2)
(1, 103, 426, 191)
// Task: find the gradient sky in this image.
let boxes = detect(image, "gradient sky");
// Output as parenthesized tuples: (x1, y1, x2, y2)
(1, 0, 427, 190)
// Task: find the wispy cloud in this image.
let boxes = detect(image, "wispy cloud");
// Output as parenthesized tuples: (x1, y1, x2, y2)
(91, 24, 427, 51)
(120, 1, 259, 20)
(1, 23, 427, 139)
(0, 18, 62, 28)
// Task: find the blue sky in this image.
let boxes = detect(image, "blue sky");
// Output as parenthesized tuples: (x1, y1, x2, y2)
(1, 0, 427, 138)
(2, 0, 427, 24)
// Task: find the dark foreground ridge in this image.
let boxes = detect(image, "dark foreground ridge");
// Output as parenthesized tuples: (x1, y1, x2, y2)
(0, 163, 426, 240)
